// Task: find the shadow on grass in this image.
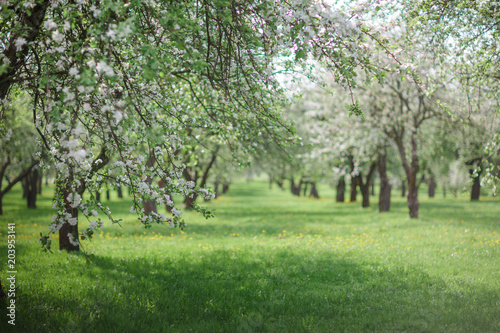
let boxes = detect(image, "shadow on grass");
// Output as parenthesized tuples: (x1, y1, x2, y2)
(8, 249, 499, 333)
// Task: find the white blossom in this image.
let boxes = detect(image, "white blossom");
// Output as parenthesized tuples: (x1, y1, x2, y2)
(14, 37, 27, 51)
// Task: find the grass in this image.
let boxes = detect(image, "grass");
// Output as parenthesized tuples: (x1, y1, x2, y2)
(0, 179, 499, 332)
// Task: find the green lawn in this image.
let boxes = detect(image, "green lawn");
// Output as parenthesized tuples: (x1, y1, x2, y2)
(1, 180, 499, 332)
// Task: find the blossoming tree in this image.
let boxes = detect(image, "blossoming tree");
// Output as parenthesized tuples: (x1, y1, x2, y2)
(0, 0, 397, 255)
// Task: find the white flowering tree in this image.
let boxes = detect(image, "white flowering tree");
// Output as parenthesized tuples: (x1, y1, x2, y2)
(0, 0, 399, 255)
(405, 0, 500, 193)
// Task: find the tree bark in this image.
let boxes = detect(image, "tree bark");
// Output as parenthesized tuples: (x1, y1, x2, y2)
(470, 171, 481, 201)
(395, 132, 420, 218)
(291, 177, 303, 196)
(357, 162, 378, 208)
(407, 174, 419, 218)
(26, 167, 38, 209)
(350, 176, 358, 202)
(309, 182, 319, 199)
(117, 186, 123, 198)
(336, 177, 345, 202)
(96, 191, 101, 202)
(222, 182, 230, 194)
(428, 177, 436, 198)
(22, 178, 28, 199)
(37, 172, 42, 195)
(57, 178, 79, 252)
(378, 153, 391, 212)
(401, 179, 406, 197)
(467, 159, 482, 201)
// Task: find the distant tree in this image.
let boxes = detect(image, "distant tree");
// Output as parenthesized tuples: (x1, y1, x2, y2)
(0, 93, 40, 215)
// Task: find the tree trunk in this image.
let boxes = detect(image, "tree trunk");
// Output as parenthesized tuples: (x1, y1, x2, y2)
(350, 176, 358, 202)
(357, 162, 377, 208)
(359, 180, 370, 208)
(26, 167, 38, 209)
(336, 177, 345, 202)
(106, 189, 110, 200)
(291, 178, 302, 196)
(378, 153, 391, 212)
(117, 186, 123, 198)
(467, 158, 482, 201)
(401, 179, 406, 197)
(214, 180, 221, 198)
(22, 178, 28, 199)
(428, 177, 436, 198)
(0, 193, 4, 215)
(371, 180, 375, 196)
(443, 184, 446, 198)
(184, 194, 197, 210)
(470, 171, 481, 201)
(58, 179, 79, 252)
(222, 182, 230, 194)
(309, 182, 319, 199)
(407, 173, 419, 218)
(96, 191, 101, 202)
(395, 132, 420, 218)
(143, 199, 157, 214)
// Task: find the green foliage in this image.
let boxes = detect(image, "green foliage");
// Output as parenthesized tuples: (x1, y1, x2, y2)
(346, 100, 364, 117)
